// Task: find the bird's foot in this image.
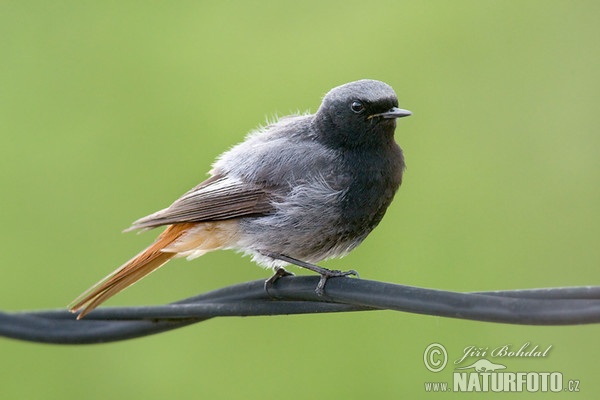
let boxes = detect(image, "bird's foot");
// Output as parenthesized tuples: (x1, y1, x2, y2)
(260, 251, 359, 296)
(264, 267, 295, 293)
(314, 268, 359, 296)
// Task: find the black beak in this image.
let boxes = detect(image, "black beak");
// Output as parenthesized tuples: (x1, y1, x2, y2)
(368, 107, 412, 119)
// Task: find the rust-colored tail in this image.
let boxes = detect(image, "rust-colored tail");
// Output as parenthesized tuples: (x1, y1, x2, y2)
(69, 223, 194, 319)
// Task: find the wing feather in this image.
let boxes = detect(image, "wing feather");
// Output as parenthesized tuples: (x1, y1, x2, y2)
(126, 174, 276, 231)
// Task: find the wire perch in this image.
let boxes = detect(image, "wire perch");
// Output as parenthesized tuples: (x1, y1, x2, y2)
(1, 276, 600, 345)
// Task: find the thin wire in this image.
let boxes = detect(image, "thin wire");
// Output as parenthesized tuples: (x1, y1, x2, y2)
(1, 276, 599, 345)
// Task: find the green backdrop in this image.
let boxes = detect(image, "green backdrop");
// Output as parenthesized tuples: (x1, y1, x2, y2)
(1, 1, 598, 398)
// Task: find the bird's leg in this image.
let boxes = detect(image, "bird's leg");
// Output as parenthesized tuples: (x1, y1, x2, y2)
(261, 251, 359, 296)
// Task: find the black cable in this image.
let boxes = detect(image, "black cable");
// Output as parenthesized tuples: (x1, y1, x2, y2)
(1, 276, 599, 345)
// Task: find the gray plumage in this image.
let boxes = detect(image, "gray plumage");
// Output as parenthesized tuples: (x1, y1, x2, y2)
(129, 79, 411, 267)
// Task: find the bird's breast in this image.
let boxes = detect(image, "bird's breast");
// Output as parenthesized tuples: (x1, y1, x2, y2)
(337, 146, 404, 234)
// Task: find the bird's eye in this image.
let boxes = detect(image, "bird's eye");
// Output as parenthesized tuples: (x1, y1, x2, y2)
(350, 100, 364, 113)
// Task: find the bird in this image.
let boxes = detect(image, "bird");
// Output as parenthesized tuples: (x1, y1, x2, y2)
(69, 79, 411, 319)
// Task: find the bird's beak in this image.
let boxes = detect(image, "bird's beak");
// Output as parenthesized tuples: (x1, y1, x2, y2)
(368, 107, 412, 119)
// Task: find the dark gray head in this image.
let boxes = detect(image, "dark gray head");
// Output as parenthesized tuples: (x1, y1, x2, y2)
(314, 79, 411, 149)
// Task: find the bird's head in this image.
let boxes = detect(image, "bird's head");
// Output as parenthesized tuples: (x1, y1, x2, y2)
(314, 79, 411, 149)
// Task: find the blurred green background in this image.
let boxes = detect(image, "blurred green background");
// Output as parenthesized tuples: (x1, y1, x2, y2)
(1, 1, 599, 398)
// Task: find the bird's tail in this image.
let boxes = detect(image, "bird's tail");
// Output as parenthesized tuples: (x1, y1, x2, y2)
(69, 223, 195, 319)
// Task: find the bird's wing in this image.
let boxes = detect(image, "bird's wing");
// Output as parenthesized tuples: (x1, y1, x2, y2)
(126, 174, 277, 231)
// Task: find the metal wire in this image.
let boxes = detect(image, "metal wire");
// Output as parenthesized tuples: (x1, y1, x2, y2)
(1, 276, 599, 345)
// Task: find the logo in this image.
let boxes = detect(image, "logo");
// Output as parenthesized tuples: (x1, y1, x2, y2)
(422, 342, 581, 393)
(455, 358, 506, 372)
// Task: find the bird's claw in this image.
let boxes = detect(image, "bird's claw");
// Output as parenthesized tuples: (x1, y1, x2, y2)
(264, 267, 295, 294)
(315, 268, 359, 296)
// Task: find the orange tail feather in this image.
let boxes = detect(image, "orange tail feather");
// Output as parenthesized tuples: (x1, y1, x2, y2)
(69, 223, 194, 319)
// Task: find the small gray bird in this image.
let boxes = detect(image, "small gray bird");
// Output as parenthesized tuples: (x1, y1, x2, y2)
(70, 79, 411, 318)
